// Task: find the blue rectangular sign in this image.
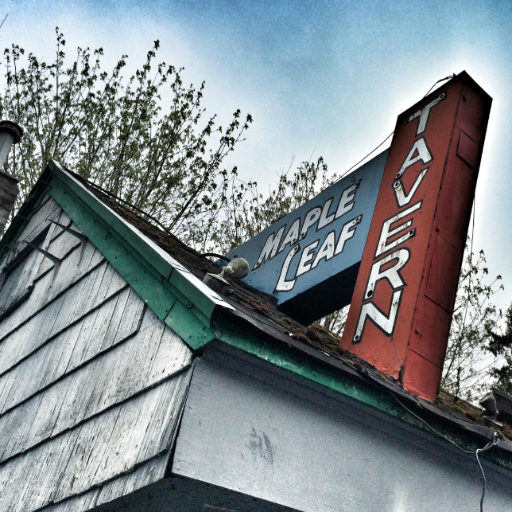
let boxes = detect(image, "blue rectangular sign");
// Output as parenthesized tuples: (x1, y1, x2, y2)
(226, 150, 388, 324)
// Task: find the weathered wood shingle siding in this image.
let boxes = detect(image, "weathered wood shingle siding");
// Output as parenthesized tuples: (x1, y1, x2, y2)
(0, 195, 194, 512)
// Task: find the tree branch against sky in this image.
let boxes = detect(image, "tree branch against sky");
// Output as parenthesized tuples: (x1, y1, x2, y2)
(1, 29, 509, 399)
(0, 15, 8, 32)
(0, 29, 252, 250)
(441, 247, 506, 402)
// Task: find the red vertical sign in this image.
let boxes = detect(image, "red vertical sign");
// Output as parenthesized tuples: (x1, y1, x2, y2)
(341, 72, 492, 401)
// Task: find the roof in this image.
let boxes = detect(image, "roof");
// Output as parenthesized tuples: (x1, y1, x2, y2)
(2, 159, 512, 471)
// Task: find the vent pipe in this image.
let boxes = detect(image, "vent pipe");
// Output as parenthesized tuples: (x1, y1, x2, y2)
(0, 120, 24, 236)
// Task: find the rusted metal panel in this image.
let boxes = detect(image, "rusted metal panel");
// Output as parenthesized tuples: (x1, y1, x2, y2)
(341, 72, 492, 401)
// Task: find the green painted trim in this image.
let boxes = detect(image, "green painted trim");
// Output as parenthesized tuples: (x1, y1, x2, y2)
(47, 160, 221, 321)
(49, 173, 215, 350)
(214, 315, 512, 471)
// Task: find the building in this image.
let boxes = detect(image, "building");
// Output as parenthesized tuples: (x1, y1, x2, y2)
(0, 159, 511, 511)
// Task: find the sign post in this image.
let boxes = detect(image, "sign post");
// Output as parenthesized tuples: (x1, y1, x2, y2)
(340, 72, 492, 401)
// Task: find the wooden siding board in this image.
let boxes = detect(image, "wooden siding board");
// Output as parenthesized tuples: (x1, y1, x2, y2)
(63, 308, 109, 378)
(0, 367, 14, 414)
(0, 371, 190, 512)
(0, 393, 44, 461)
(0, 233, 108, 349)
(93, 454, 169, 508)
(0, 262, 129, 374)
(35, 228, 82, 279)
(99, 287, 145, 353)
(0, 250, 101, 345)
(66, 297, 121, 373)
(0, 306, 191, 463)
(33, 239, 106, 299)
(0, 264, 57, 341)
(41, 489, 101, 512)
(150, 319, 194, 380)
(0, 288, 144, 416)
(57, 376, 190, 506)
(52, 407, 123, 504)
(0, 293, 65, 373)
(0, 196, 61, 284)
(17, 428, 83, 512)
(39, 455, 169, 512)
(51, 264, 109, 335)
(15, 196, 60, 247)
(0, 248, 43, 317)
(0, 182, 208, 510)
(136, 367, 192, 462)
(0, 321, 82, 414)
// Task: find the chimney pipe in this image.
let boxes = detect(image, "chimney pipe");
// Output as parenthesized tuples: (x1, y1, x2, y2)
(0, 120, 24, 236)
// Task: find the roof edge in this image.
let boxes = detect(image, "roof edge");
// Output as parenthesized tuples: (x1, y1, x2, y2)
(211, 308, 512, 471)
(48, 161, 233, 318)
(1, 160, 233, 349)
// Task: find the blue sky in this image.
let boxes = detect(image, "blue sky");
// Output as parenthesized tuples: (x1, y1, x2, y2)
(2, 0, 512, 310)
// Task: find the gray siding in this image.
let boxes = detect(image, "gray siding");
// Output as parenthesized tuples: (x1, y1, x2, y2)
(0, 196, 193, 511)
(173, 345, 512, 512)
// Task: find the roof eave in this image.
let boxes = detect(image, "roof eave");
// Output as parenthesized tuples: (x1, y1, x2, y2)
(1, 160, 234, 349)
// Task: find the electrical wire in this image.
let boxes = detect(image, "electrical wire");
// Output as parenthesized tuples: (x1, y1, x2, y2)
(336, 74, 456, 182)
(390, 392, 473, 454)
(390, 392, 499, 512)
(423, 74, 456, 98)
(476, 436, 499, 512)
(336, 131, 394, 181)
(471, 197, 476, 250)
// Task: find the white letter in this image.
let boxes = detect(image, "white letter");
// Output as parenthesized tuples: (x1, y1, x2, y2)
(318, 198, 335, 230)
(335, 180, 360, 219)
(335, 215, 362, 255)
(299, 207, 322, 240)
(396, 138, 432, 179)
(253, 225, 286, 270)
(279, 218, 300, 253)
(312, 231, 336, 269)
(275, 245, 301, 292)
(393, 168, 428, 207)
(408, 92, 446, 135)
(376, 202, 421, 257)
(353, 290, 402, 344)
(364, 249, 410, 300)
(296, 240, 319, 277)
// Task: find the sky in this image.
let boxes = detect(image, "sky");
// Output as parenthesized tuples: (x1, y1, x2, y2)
(2, 0, 512, 311)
